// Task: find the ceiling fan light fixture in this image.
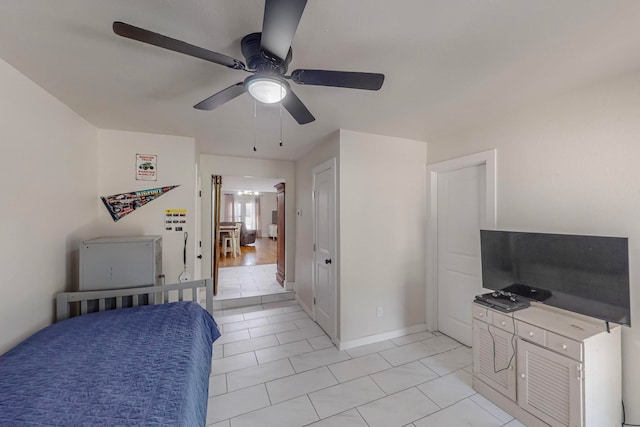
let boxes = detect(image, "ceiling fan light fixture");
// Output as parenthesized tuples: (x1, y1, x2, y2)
(246, 76, 288, 104)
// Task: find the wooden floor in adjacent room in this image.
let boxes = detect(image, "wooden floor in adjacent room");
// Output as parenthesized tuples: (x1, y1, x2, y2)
(218, 237, 277, 268)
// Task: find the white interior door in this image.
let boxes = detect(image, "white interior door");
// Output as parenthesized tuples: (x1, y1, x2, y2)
(312, 158, 337, 340)
(436, 164, 486, 346)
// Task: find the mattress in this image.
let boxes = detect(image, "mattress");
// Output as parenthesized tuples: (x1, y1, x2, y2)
(0, 301, 220, 426)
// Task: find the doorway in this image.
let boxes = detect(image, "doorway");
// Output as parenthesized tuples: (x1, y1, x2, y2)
(426, 150, 496, 346)
(211, 175, 287, 301)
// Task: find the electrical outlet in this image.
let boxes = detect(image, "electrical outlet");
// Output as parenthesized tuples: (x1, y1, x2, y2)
(377, 306, 383, 318)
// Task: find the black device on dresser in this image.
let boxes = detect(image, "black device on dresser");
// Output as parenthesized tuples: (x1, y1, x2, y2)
(475, 290, 530, 312)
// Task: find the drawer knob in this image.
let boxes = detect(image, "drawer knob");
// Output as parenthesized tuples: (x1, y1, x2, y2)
(529, 332, 534, 337)
(562, 344, 567, 350)
(501, 321, 506, 326)
(479, 313, 484, 317)
(520, 373, 526, 379)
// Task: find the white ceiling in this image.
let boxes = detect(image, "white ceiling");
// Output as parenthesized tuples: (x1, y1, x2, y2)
(2, 1, 640, 160)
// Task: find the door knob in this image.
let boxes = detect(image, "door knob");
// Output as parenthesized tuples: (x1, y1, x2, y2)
(325, 259, 332, 264)
(197, 255, 203, 259)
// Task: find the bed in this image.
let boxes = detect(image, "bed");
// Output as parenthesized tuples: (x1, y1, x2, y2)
(0, 279, 220, 426)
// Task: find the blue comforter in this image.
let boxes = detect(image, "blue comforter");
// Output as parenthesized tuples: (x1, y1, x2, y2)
(0, 301, 220, 426)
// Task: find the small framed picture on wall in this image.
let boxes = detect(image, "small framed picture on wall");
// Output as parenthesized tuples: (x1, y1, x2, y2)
(136, 154, 157, 181)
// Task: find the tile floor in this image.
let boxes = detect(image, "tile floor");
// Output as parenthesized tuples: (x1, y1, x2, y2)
(215, 264, 288, 300)
(206, 299, 526, 427)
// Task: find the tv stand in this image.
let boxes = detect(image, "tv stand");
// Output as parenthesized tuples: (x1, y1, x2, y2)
(472, 301, 621, 427)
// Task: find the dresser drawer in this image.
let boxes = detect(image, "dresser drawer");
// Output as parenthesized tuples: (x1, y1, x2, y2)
(516, 321, 546, 347)
(547, 332, 582, 361)
(491, 311, 515, 333)
(472, 304, 492, 322)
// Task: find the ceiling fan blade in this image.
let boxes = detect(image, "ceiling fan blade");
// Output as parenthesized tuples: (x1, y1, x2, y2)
(261, 0, 307, 60)
(113, 21, 246, 70)
(194, 83, 246, 110)
(282, 90, 315, 124)
(291, 69, 385, 90)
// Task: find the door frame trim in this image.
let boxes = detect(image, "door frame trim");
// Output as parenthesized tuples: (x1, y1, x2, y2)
(426, 149, 497, 332)
(312, 157, 338, 341)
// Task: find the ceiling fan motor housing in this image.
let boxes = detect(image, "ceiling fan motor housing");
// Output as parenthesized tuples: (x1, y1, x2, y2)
(241, 32, 292, 75)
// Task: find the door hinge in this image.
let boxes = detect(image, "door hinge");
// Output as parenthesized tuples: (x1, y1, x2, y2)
(199, 190, 202, 197)
(312, 190, 316, 199)
(313, 243, 316, 251)
(199, 240, 202, 248)
(313, 297, 316, 305)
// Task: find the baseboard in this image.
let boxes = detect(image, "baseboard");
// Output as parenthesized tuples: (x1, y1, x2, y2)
(336, 324, 428, 351)
(284, 280, 294, 292)
(296, 294, 313, 318)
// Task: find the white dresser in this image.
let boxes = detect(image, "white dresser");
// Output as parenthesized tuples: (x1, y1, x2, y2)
(472, 301, 621, 427)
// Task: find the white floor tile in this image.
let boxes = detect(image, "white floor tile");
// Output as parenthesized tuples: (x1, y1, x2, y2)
(226, 359, 295, 392)
(289, 347, 351, 373)
(417, 370, 474, 408)
(469, 393, 515, 424)
(357, 387, 440, 427)
(276, 325, 326, 344)
(266, 366, 338, 404)
(420, 346, 472, 376)
(345, 340, 396, 358)
(267, 310, 310, 324)
(412, 398, 503, 427)
(212, 352, 258, 375)
(308, 376, 386, 419)
(242, 307, 285, 320)
(502, 419, 527, 427)
(391, 331, 436, 346)
(379, 342, 436, 367)
(308, 335, 335, 350)
(223, 317, 270, 333)
(229, 396, 319, 427)
(249, 321, 298, 338)
(206, 384, 270, 424)
(209, 374, 227, 396)
(223, 334, 279, 357)
(214, 330, 251, 346)
(207, 300, 507, 427)
(305, 409, 368, 427)
(421, 335, 462, 354)
(293, 318, 317, 329)
(214, 313, 245, 325)
(370, 361, 438, 395)
(328, 353, 392, 383)
(255, 340, 314, 364)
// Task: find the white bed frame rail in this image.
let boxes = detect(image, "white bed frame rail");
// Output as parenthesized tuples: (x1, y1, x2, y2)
(56, 278, 214, 322)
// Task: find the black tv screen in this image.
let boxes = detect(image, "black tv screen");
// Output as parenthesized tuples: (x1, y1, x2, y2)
(480, 230, 631, 326)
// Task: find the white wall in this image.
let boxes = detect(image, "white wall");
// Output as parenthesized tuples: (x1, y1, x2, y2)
(97, 130, 197, 284)
(427, 70, 640, 420)
(260, 192, 277, 237)
(339, 130, 427, 342)
(295, 132, 340, 313)
(200, 155, 295, 282)
(0, 58, 98, 354)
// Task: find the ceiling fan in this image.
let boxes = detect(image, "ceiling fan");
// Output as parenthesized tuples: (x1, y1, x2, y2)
(113, 0, 384, 125)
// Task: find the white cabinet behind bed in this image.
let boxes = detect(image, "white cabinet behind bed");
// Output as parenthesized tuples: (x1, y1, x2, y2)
(80, 236, 162, 290)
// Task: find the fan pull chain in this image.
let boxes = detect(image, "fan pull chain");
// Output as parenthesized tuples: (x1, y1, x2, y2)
(279, 98, 283, 147)
(253, 100, 257, 152)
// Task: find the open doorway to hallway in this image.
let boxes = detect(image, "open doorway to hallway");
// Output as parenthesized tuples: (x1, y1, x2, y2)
(213, 175, 288, 303)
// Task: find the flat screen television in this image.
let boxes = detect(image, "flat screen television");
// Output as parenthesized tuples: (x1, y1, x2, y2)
(480, 230, 631, 326)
